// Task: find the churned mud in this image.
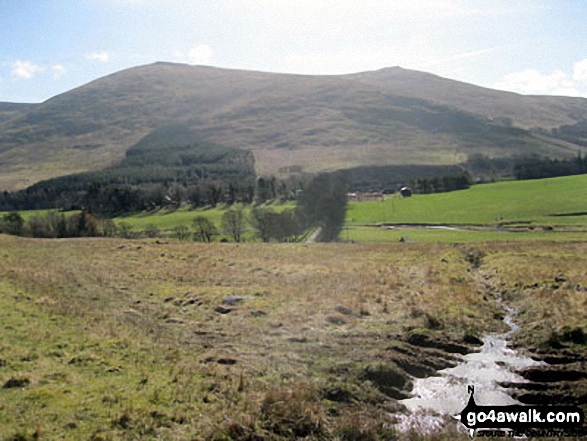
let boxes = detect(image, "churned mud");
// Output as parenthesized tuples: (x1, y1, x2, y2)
(396, 309, 543, 434)
(394, 245, 587, 436)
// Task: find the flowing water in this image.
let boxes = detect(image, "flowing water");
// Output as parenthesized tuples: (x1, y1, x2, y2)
(396, 307, 545, 434)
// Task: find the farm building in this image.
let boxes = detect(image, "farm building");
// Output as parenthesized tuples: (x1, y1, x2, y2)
(346, 191, 384, 202)
(399, 186, 412, 197)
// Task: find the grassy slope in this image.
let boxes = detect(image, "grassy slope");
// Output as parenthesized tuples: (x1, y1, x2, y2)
(115, 202, 295, 233)
(0, 235, 584, 439)
(1, 63, 585, 190)
(347, 174, 587, 227)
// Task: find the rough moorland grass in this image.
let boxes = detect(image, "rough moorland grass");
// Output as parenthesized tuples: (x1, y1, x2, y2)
(0, 235, 584, 439)
(347, 174, 587, 227)
(479, 241, 587, 348)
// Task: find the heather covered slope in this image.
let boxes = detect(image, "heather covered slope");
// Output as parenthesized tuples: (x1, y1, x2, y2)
(0, 63, 585, 190)
(0, 102, 36, 124)
(346, 67, 587, 129)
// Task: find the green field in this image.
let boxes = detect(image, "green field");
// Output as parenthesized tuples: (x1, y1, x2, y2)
(347, 174, 587, 227)
(111, 174, 587, 243)
(114, 202, 295, 232)
(3, 209, 78, 220)
(3, 175, 587, 243)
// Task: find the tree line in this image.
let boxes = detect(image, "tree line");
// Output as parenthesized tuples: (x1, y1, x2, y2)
(0, 211, 115, 238)
(408, 173, 472, 194)
(513, 153, 587, 180)
(0, 174, 311, 214)
(1, 171, 349, 243)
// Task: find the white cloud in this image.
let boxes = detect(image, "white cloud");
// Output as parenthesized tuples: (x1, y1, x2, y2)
(187, 45, 213, 64)
(174, 44, 213, 65)
(52, 64, 67, 79)
(419, 47, 503, 69)
(224, 0, 546, 19)
(86, 51, 110, 63)
(11, 60, 44, 79)
(572, 59, 587, 83)
(493, 68, 586, 97)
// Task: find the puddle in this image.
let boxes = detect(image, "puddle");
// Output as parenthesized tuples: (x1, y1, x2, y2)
(396, 307, 544, 434)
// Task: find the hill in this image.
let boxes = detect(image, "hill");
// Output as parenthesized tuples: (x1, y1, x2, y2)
(0, 125, 256, 212)
(0, 102, 36, 124)
(1, 63, 586, 190)
(346, 67, 587, 129)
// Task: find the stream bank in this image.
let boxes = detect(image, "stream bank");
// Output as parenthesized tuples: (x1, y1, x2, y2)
(395, 308, 543, 434)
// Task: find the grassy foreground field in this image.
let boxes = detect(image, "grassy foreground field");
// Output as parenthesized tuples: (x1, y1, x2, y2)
(0, 235, 585, 439)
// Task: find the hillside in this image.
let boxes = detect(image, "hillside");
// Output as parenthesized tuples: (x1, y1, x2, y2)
(1, 63, 586, 190)
(0, 125, 256, 212)
(346, 68, 587, 129)
(0, 102, 36, 124)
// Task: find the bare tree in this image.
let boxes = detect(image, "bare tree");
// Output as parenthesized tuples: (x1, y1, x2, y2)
(222, 208, 246, 242)
(173, 225, 191, 241)
(192, 216, 217, 242)
(250, 208, 274, 242)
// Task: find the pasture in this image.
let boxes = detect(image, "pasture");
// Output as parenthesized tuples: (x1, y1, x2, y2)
(2, 175, 586, 244)
(114, 202, 294, 233)
(346, 174, 587, 227)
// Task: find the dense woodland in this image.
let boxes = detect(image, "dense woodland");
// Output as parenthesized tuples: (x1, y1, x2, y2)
(513, 153, 587, 180)
(0, 124, 349, 243)
(0, 126, 259, 212)
(344, 153, 587, 194)
(463, 152, 587, 182)
(342, 164, 464, 192)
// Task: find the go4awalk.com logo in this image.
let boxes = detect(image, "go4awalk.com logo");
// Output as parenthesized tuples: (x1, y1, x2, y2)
(454, 386, 586, 438)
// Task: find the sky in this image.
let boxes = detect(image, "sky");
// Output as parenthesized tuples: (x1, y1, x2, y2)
(1, 0, 587, 103)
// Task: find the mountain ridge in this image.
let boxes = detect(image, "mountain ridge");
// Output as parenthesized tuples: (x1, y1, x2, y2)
(0, 62, 586, 191)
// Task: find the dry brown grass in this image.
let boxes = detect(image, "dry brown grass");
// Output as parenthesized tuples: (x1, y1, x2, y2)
(477, 241, 587, 347)
(0, 235, 584, 439)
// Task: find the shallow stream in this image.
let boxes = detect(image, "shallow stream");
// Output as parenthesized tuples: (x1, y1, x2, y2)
(396, 307, 544, 433)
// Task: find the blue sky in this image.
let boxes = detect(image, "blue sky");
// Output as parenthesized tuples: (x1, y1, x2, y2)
(2, 0, 587, 103)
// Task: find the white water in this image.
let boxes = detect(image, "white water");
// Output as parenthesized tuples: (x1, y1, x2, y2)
(396, 308, 544, 434)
